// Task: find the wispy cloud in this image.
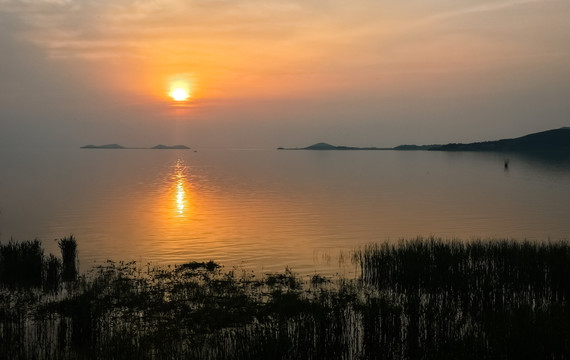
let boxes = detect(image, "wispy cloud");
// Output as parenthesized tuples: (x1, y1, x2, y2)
(1, 0, 568, 100)
(0, 0, 318, 59)
(422, 0, 550, 24)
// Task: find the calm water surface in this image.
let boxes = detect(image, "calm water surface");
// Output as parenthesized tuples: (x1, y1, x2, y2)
(1, 148, 569, 276)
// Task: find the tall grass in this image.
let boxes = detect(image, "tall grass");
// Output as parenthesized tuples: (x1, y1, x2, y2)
(0, 239, 44, 287)
(59, 235, 78, 282)
(1, 236, 569, 359)
(356, 237, 570, 298)
(354, 237, 570, 358)
(44, 254, 62, 293)
(0, 235, 77, 289)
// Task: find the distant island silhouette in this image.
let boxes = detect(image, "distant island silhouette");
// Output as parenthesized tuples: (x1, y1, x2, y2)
(81, 144, 190, 150)
(81, 144, 125, 149)
(434, 127, 570, 152)
(278, 142, 392, 151)
(279, 127, 570, 154)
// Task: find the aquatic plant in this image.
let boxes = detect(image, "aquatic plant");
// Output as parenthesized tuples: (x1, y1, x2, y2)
(1, 236, 569, 359)
(354, 236, 570, 358)
(59, 235, 78, 282)
(44, 254, 62, 293)
(0, 239, 44, 288)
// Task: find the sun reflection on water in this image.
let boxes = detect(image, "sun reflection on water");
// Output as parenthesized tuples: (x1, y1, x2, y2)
(176, 177, 185, 215)
(172, 159, 190, 217)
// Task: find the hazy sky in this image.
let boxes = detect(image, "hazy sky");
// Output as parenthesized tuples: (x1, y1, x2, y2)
(1, 0, 569, 148)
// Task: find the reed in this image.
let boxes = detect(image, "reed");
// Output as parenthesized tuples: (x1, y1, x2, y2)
(354, 236, 570, 358)
(44, 254, 62, 293)
(1, 236, 569, 359)
(356, 236, 570, 299)
(0, 239, 44, 288)
(59, 235, 78, 282)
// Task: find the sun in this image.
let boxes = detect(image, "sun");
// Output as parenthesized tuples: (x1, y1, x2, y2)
(170, 88, 189, 101)
(168, 76, 193, 102)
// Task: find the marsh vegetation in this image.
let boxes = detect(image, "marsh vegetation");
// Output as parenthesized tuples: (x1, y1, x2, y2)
(1, 236, 568, 359)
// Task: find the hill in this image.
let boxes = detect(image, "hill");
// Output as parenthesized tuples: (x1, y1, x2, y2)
(277, 128, 570, 153)
(304, 142, 355, 150)
(435, 128, 570, 153)
(278, 142, 390, 150)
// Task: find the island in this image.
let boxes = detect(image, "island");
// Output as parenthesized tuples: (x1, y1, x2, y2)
(433, 127, 570, 153)
(278, 142, 391, 151)
(278, 127, 570, 154)
(81, 144, 125, 149)
(81, 144, 191, 150)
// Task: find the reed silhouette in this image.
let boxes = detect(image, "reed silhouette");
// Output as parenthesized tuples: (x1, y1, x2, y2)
(1, 236, 569, 359)
(354, 237, 570, 358)
(0, 236, 77, 290)
(59, 235, 78, 282)
(0, 239, 44, 288)
(44, 253, 62, 293)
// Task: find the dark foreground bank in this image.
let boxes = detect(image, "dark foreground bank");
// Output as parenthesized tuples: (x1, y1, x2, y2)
(1, 237, 569, 359)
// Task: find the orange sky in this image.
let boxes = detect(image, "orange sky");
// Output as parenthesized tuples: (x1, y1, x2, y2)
(1, 0, 569, 147)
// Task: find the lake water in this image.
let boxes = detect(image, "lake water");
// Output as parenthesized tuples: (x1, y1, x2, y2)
(1, 148, 569, 276)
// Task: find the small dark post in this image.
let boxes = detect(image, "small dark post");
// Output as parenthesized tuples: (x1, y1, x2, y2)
(504, 159, 510, 170)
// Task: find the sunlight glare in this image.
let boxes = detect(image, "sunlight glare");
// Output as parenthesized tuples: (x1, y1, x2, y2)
(168, 76, 192, 102)
(171, 88, 189, 101)
(172, 160, 189, 217)
(176, 177, 185, 214)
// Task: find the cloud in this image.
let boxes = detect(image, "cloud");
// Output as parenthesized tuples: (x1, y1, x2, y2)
(433, 0, 550, 20)
(2, 0, 569, 106)
(0, 0, 316, 59)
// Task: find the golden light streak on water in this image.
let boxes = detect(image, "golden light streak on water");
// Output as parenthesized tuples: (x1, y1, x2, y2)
(173, 159, 189, 218)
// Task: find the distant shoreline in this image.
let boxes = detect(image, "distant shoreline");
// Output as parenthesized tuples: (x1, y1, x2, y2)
(81, 144, 191, 150)
(277, 144, 437, 151)
(279, 127, 570, 154)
